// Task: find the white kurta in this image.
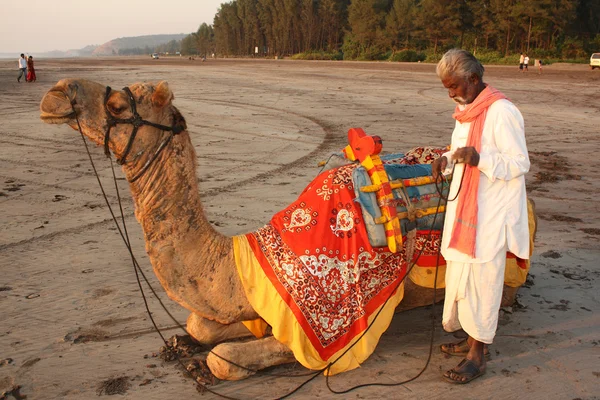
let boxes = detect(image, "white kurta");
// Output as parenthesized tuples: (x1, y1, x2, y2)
(441, 98, 530, 343)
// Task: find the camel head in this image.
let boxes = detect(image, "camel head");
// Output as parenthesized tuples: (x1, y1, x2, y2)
(40, 79, 186, 168)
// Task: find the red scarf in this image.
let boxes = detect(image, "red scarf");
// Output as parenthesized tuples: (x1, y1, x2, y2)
(448, 85, 507, 257)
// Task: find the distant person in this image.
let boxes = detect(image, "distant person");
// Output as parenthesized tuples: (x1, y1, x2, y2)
(519, 53, 524, 72)
(26, 56, 36, 82)
(18, 53, 27, 82)
(524, 54, 529, 72)
(538, 59, 543, 74)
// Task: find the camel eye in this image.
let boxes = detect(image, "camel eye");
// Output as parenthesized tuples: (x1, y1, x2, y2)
(107, 102, 128, 115)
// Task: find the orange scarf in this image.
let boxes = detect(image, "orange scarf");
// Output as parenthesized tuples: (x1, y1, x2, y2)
(448, 85, 507, 258)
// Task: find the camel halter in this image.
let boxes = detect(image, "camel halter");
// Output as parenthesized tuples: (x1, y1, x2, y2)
(103, 86, 185, 182)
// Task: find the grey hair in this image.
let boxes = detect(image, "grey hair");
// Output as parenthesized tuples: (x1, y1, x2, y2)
(436, 49, 484, 81)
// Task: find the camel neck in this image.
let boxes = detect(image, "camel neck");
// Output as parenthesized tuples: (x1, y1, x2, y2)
(121, 130, 251, 321)
(127, 131, 224, 248)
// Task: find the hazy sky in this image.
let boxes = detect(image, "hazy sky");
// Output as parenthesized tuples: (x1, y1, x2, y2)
(1, 0, 224, 53)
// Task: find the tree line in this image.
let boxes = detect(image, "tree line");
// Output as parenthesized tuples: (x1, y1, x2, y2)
(119, 40, 181, 56)
(177, 0, 600, 61)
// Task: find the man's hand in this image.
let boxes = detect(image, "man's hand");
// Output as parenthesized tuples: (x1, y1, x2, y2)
(432, 156, 448, 182)
(452, 147, 480, 167)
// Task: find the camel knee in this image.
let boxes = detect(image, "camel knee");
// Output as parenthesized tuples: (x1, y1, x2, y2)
(186, 313, 253, 345)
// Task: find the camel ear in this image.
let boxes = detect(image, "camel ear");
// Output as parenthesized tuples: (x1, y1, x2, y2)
(152, 81, 173, 108)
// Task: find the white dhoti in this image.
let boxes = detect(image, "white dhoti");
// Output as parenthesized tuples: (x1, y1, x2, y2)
(442, 248, 506, 344)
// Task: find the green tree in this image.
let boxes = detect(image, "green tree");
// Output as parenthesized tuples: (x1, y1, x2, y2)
(257, 0, 276, 55)
(546, 0, 578, 50)
(181, 35, 196, 55)
(214, 2, 242, 56)
(300, 0, 319, 52)
(488, 0, 516, 56)
(416, 0, 463, 54)
(196, 23, 215, 57)
(385, 0, 417, 50)
(346, 0, 389, 59)
(319, 0, 350, 50)
(470, 0, 500, 51)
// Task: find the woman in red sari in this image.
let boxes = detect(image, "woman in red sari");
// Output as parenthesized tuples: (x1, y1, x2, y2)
(26, 56, 36, 82)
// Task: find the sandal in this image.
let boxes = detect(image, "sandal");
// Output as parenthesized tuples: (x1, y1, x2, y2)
(443, 358, 486, 384)
(440, 338, 491, 360)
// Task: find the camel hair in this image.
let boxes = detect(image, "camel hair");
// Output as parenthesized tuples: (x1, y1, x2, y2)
(40, 79, 530, 381)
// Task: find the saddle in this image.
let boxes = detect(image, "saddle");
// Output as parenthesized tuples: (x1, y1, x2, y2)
(340, 128, 449, 250)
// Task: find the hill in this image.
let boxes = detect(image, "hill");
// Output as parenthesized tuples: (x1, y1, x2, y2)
(0, 34, 187, 59)
(92, 34, 186, 55)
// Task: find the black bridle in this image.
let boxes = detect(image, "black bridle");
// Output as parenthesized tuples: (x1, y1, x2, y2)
(103, 86, 185, 182)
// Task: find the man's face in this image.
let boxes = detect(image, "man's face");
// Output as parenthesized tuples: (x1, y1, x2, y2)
(441, 74, 479, 105)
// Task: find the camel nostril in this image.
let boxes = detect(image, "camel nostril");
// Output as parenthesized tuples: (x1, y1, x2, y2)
(40, 90, 75, 119)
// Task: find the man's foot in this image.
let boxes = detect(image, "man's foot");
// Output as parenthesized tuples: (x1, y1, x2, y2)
(440, 339, 491, 360)
(443, 358, 486, 384)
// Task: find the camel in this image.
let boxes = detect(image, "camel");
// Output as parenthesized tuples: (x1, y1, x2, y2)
(40, 79, 535, 381)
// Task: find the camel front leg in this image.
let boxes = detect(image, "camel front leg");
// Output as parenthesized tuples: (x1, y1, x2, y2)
(206, 336, 296, 380)
(186, 313, 254, 345)
(396, 278, 445, 312)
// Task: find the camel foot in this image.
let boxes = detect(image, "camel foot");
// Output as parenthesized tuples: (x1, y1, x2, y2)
(186, 313, 254, 345)
(206, 336, 295, 381)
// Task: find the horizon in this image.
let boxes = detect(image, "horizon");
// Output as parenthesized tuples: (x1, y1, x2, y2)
(1, 0, 224, 54)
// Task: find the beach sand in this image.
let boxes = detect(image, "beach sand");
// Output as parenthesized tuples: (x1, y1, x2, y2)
(0, 57, 599, 399)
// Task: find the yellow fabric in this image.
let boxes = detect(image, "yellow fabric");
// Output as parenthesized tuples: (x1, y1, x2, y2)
(408, 264, 447, 289)
(233, 235, 405, 375)
(412, 198, 536, 289)
(242, 318, 269, 338)
(504, 258, 529, 287)
(504, 198, 536, 287)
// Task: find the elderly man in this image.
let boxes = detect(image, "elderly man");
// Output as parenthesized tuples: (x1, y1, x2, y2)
(432, 49, 530, 384)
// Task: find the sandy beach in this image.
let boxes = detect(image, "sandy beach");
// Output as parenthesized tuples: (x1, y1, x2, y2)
(0, 56, 599, 399)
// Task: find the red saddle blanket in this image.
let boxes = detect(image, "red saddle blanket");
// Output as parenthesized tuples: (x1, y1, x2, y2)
(245, 163, 409, 361)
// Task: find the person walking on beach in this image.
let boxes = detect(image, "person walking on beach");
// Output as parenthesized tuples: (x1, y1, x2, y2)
(519, 53, 524, 72)
(524, 54, 530, 72)
(432, 49, 530, 384)
(26, 56, 36, 82)
(18, 54, 27, 82)
(538, 59, 543, 74)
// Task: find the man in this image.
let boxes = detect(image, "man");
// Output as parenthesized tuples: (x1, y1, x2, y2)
(18, 53, 27, 82)
(519, 53, 524, 72)
(432, 49, 530, 384)
(524, 54, 530, 72)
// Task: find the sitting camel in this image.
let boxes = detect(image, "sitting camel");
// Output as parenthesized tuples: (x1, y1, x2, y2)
(40, 80, 535, 381)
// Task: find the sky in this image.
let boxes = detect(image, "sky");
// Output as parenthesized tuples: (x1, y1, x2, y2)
(1, 0, 224, 53)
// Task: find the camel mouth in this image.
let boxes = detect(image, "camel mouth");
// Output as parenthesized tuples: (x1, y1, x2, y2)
(40, 111, 77, 124)
(40, 89, 77, 124)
